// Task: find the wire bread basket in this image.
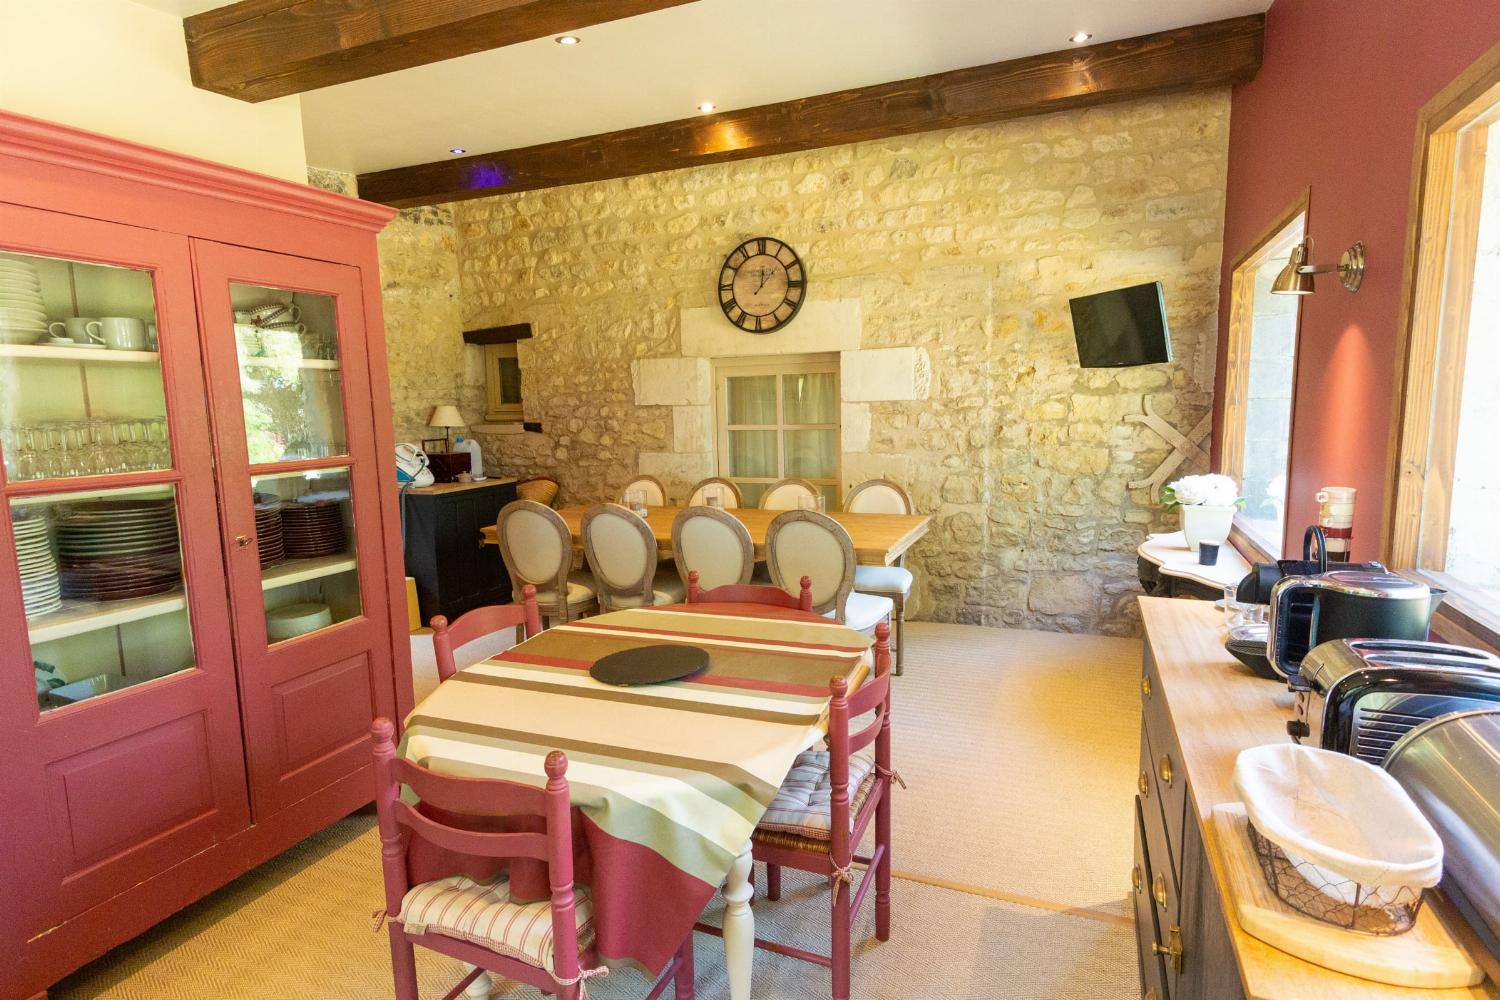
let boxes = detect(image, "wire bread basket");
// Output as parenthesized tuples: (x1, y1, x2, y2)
(1246, 819, 1423, 934)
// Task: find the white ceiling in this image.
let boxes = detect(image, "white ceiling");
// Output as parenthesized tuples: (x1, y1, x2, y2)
(136, 0, 1271, 175)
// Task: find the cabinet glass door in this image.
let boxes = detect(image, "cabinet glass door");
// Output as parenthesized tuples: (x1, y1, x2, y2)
(195, 241, 393, 819)
(0, 205, 250, 935)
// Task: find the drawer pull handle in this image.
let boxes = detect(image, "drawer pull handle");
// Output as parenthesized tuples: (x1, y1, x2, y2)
(1138, 771, 1150, 797)
(1132, 864, 1143, 894)
(1152, 925, 1184, 974)
(1141, 675, 1152, 698)
(1153, 872, 1167, 908)
(1157, 755, 1174, 787)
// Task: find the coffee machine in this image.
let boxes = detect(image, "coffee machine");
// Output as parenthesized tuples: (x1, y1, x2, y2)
(1265, 570, 1447, 681)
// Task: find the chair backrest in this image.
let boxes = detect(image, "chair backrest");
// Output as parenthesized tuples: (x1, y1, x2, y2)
(765, 509, 855, 620)
(430, 585, 542, 682)
(496, 499, 571, 599)
(827, 622, 892, 860)
(581, 502, 658, 612)
(687, 476, 743, 508)
(759, 477, 819, 510)
(845, 478, 913, 515)
(671, 506, 754, 591)
(622, 474, 666, 507)
(370, 718, 583, 985)
(687, 569, 813, 611)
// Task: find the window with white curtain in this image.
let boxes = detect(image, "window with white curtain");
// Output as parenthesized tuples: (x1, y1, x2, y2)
(713, 355, 840, 508)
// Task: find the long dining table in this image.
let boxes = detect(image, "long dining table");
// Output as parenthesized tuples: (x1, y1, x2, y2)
(480, 504, 932, 566)
(398, 600, 874, 1000)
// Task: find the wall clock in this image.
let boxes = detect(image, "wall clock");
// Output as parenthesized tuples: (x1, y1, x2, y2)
(718, 236, 806, 333)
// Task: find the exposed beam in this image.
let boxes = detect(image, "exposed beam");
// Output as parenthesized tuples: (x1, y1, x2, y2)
(359, 15, 1264, 208)
(185, 0, 700, 102)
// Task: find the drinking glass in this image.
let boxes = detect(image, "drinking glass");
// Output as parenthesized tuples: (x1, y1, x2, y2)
(706, 488, 723, 509)
(624, 489, 647, 516)
(1222, 584, 1241, 626)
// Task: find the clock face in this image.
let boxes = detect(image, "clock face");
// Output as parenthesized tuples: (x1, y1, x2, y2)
(718, 237, 805, 334)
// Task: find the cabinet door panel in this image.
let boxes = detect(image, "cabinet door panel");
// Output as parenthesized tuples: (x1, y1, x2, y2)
(0, 204, 250, 938)
(192, 240, 394, 819)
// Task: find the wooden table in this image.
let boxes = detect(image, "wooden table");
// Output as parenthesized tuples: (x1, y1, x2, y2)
(400, 602, 873, 1000)
(481, 505, 932, 566)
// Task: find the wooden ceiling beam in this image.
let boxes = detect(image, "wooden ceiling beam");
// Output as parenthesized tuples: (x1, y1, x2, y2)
(185, 0, 700, 102)
(358, 15, 1264, 208)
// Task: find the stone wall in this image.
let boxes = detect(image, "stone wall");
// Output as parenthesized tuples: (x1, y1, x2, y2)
(355, 89, 1233, 635)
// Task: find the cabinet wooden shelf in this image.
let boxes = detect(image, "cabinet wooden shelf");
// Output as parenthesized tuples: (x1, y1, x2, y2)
(0, 343, 162, 364)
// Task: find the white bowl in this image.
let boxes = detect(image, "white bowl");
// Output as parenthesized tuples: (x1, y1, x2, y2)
(266, 601, 333, 640)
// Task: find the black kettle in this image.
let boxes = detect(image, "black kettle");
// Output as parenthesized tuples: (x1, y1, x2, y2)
(1265, 570, 1447, 682)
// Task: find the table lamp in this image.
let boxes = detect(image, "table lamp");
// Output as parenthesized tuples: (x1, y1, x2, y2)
(427, 404, 464, 453)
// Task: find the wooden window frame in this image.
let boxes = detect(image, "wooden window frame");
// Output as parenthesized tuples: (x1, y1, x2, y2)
(713, 353, 841, 504)
(1386, 39, 1500, 651)
(482, 342, 523, 423)
(1217, 191, 1309, 560)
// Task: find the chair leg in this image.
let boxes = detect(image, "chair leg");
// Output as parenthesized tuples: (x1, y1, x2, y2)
(893, 594, 905, 676)
(765, 862, 782, 901)
(876, 796, 893, 943)
(674, 933, 696, 999)
(388, 928, 419, 1000)
(831, 876, 852, 1000)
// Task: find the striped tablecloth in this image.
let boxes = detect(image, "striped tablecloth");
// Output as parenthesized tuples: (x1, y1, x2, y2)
(399, 602, 872, 972)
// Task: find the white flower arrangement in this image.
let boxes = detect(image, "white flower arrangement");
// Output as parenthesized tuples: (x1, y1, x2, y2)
(1160, 473, 1245, 510)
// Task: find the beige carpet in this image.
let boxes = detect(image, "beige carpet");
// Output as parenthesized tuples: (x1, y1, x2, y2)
(53, 623, 1143, 1000)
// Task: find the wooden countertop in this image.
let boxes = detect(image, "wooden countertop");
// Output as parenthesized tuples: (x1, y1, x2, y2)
(1138, 596, 1497, 1000)
(400, 477, 517, 496)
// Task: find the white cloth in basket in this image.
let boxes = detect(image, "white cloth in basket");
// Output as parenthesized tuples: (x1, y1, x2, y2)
(1233, 744, 1443, 905)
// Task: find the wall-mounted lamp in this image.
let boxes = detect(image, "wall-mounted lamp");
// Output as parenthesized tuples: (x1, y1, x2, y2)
(1271, 238, 1366, 295)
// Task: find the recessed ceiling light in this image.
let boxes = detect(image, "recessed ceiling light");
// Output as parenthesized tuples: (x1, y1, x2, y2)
(698, 102, 716, 113)
(1069, 31, 1092, 43)
(449, 147, 467, 155)
(555, 34, 580, 45)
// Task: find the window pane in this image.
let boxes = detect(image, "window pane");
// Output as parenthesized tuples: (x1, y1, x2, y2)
(728, 429, 777, 478)
(726, 374, 776, 425)
(497, 356, 522, 405)
(253, 466, 361, 645)
(737, 482, 767, 507)
(784, 428, 837, 480)
(1239, 260, 1298, 547)
(782, 372, 836, 425)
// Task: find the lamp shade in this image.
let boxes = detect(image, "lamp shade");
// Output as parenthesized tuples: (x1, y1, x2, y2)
(427, 404, 464, 428)
(1271, 240, 1316, 295)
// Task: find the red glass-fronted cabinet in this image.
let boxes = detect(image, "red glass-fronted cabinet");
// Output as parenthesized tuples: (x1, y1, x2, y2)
(0, 112, 407, 1000)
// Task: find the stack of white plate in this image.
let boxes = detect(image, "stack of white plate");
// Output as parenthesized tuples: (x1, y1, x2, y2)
(14, 514, 61, 619)
(0, 256, 48, 346)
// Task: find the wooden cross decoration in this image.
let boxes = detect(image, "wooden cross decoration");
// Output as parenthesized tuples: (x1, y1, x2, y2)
(1124, 399, 1213, 499)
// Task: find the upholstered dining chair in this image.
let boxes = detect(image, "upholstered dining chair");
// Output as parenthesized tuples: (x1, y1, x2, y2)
(581, 502, 685, 612)
(671, 506, 755, 592)
(622, 474, 666, 507)
(765, 510, 892, 635)
(686, 569, 813, 611)
(759, 477, 820, 510)
(687, 476, 743, 508)
(496, 499, 597, 626)
(845, 478, 916, 675)
(371, 720, 696, 1000)
(713, 623, 895, 1000)
(430, 585, 542, 682)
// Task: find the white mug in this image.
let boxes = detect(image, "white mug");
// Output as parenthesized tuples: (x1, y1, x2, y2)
(49, 317, 103, 344)
(146, 322, 158, 350)
(1316, 487, 1357, 504)
(99, 316, 148, 351)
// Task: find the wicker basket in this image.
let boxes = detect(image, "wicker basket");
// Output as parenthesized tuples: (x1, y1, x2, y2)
(1247, 819, 1423, 934)
(516, 476, 559, 507)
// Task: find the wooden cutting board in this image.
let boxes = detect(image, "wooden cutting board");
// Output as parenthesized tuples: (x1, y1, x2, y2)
(1213, 803, 1485, 990)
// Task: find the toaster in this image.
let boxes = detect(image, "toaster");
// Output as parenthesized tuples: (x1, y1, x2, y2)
(1286, 638, 1500, 765)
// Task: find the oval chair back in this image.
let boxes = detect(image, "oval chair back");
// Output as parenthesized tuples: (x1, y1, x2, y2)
(496, 499, 572, 602)
(671, 506, 754, 591)
(765, 509, 855, 621)
(687, 476, 743, 508)
(758, 477, 819, 510)
(581, 502, 659, 613)
(430, 585, 542, 682)
(687, 570, 813, 611)
(845, 478, 913, 515)
(622, 474, 666, 507)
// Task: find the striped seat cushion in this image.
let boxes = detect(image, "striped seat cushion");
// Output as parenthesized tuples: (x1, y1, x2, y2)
(756, 749, 878, 841)
(396, 875, 594, 969)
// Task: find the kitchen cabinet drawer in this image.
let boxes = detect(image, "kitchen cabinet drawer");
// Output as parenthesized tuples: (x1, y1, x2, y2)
(1141, 645, 1187, 879)
(1133, 797, 1173, 1000)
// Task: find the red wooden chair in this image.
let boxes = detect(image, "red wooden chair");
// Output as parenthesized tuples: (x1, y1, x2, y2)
(371, 719, 696, 1000)
(430, 585, 542, 682)
(685, 569, 813, 612)
(708, 622, 896, 1000)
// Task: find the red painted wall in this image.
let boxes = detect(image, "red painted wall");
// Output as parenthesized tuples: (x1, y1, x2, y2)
(1213, 0, 1500, 558)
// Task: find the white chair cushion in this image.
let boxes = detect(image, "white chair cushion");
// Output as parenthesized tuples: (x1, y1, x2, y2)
(609, 569, 686, 609)
(397, 874, 594, 969)
(842, 591, 894, 633)
(853, 565, 913, 596)
(757, 749, 878, 840)
(531, 571, 596, 607)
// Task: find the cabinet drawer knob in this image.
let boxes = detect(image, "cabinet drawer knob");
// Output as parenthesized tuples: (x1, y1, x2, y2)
(1157, 754, 1174, 787)
(1132, 864, 1143, 894)
(1138, 771, 1150, 797)
(1141, 675, 1152, 698)
(1152, 925, 1184, 974)
(1153, 872, 1167, 908)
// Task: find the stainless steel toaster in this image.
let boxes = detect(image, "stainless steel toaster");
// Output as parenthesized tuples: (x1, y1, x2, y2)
(1286, 638, 1500, 764)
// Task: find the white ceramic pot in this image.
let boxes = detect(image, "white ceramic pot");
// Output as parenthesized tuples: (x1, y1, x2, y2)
(1181, 504, 1237, 550)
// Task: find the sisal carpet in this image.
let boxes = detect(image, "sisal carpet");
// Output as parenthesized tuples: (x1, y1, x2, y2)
(53, 623, 1143, 1000)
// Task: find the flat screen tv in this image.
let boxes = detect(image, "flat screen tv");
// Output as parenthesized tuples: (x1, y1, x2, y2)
(1067, 281, 1172, 368)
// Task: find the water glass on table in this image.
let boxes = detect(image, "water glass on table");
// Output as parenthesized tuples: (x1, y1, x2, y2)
(624, 489, 647, 517)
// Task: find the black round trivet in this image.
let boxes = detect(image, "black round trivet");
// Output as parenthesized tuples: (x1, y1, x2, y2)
(590, 644, 709, 686)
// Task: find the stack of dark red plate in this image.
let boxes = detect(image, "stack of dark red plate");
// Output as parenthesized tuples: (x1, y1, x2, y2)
(254, 492, 285, 568)
(281, 499, 346, 559)
(55, 499, 182, 602)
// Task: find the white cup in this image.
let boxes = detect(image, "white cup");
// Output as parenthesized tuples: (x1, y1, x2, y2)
(1316, 487, 1357, 504)
(99, 316, 148, 351)
(49, 317, 103, 344)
